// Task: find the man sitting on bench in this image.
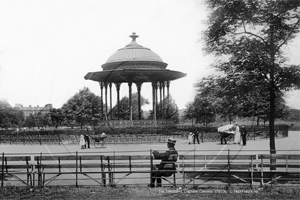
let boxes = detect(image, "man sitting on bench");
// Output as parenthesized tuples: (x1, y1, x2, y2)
(149, 139, 178, 188)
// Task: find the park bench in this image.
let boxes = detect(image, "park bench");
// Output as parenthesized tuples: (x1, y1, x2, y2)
(34, 153, 110, 186)
(32, 152, 179, 187)
(178, 154, 257, 186)
(32, 152, 259, 187)
(258, 154, 300, 184)
(0, 153, 33, 187)
(99, 152, 258, 187)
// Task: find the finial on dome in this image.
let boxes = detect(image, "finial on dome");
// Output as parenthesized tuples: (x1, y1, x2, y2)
(129, 32, 139, 41)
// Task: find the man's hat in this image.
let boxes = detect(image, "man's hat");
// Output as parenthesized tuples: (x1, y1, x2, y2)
(167, 139, 176, 144)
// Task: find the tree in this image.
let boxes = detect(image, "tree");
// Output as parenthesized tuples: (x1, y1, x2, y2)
(24, 114, 36, 129)
(148, 95, 179, 123)
(61, 87, 103, 128)
(49, 108, 65, 129)
(287, 108, 300, 121)
(35, 112, 51, 129)
(204, 0, 300, 155)
(184, 80, 218, 126)
(110, 93, 149, 120)
(0, 100, 24, 129)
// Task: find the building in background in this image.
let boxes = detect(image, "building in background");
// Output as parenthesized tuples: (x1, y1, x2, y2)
(14, 104, 53, 117)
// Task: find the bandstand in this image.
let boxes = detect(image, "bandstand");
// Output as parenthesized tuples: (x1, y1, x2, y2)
(84, 33, 186, 121)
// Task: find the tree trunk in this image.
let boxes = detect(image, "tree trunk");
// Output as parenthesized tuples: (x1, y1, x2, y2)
(269, 26, 276, 170)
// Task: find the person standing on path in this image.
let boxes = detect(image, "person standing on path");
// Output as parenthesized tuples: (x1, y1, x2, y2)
(233, 122, 241, 145)
(79, 134, 86, 149)
(193, 130, 200, 144)
(240, 125, 247, 146)
(188, 132, 194, 144)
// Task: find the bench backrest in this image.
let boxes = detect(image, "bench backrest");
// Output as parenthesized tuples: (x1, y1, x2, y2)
(33, 154, 257, 171)
(258, 154, 300, 170)
(179, 154, 256, 170)
(0, 156, 31, 170)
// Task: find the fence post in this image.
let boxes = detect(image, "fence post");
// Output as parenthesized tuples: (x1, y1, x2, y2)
(260, 156, 264, 186)
(100, 156, 106, 186)
(228, 149, 231, 186)
(1, 152, 4, 187)
(76, 151, 78, 188)
(38, 152, 43, 186)
(150, 149, 153, 186)
(250, 156, 254, 187)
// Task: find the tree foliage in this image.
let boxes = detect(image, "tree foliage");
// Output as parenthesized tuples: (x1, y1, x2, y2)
(110, 93, 149, 120)
(61, 87, 102, 128)
(49, 108, 65, 129)
(148, 95, 180, 123)
(0, 100, 24, 129)
(203, 0, 300, 153)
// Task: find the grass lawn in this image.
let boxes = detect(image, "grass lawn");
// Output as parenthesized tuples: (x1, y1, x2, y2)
(0, 185, 300, 200)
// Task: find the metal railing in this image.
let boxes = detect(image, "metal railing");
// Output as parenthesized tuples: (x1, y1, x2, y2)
(1, 149, 299, 188)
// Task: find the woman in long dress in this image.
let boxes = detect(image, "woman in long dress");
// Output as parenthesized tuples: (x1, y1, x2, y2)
(233, 123, 241, 144)
(79, 134, 86, 149)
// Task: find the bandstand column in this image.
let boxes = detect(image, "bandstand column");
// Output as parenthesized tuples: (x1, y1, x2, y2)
(166, 81, 170, 116)
(152, 82, 157, 121)
(99, 82, 104, 120)
(115, 83, 121, 120)
(155, 82, 159, 120)
(162, 81, 166, 117)
(109, 82, 112, 120)
(136, 83, 142, 120)
(104, 82, 108, 120)
(128, 82, 132, 121)
(159, 82, 163, 119)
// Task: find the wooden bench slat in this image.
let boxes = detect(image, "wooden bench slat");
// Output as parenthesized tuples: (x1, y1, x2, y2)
(258, 154, 300, 160)
(180, 164, 250, 169)
(0, 156, 31, 161)
(106, 155, 152, 160)
(33, 155, 152, 161)
(179, 155, 256, 160)
(1, 165, 32, 169)
(258, 164, 300, 168)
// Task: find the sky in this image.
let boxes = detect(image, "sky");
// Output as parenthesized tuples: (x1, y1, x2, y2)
(0, 0, 299, 111)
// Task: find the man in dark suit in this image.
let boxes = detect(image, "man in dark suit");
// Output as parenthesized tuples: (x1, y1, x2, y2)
(149, 139, 178, 187)
(193, 130, 200, 144)
(240, 126, 247, 146)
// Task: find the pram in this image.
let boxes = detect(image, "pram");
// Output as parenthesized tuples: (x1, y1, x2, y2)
(218, 124, 235, 144)
(90, 133, 107, 148)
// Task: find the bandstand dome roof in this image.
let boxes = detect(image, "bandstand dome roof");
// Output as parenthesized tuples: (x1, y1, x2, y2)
(105, 33, 163, 63)
(101, 32, 168, 70)
(84, 33, 186, 83)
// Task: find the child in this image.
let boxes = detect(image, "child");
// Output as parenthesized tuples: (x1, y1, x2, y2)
(188, 132, 194, 145)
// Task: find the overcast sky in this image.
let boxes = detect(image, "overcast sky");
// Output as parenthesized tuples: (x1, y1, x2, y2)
(0, 0, 299, 110)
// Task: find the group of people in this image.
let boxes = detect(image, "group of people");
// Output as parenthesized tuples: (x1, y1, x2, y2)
(220, 122, 247, 145)
(187, 131, 200, 145)
(79, 134, 90, 149)
(80, 132, 107, 149)
(232, 123, 247, 146)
